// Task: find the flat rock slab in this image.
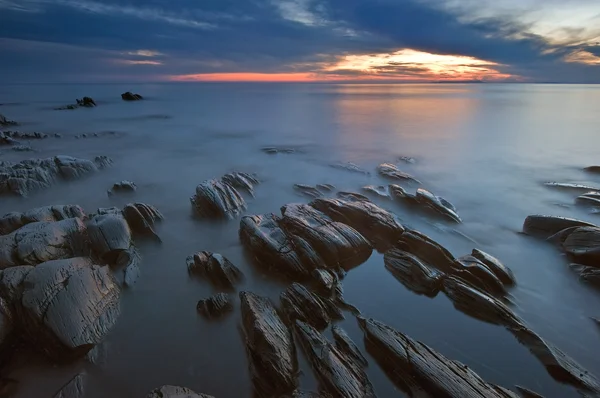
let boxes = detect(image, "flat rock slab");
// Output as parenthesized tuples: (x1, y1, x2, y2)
(21, 257, 121, 360)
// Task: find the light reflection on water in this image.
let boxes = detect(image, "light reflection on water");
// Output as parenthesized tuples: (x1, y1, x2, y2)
(1, 83, 600, 397)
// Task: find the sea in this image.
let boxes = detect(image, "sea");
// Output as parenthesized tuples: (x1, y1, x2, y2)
(1, 83, 600, 397)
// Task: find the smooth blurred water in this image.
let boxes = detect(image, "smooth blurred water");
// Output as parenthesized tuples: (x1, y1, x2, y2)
(2, 83, 600, 397)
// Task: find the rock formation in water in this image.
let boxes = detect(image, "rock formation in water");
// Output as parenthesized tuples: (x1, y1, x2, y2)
(471, 249, 516, 286)
(239, 291, 298, 396)
(280, 283, 342, 329)
(77, 97, 96, 107)
(107, 180, 137, 196)
(0, 114, 17, 127)
(0, 155, 112, 197)
(576, 191, 600, 207)
(191, 172, 259, 219)
(362, 185, 390, 198)
(262, 146, 298, 154)
(122, 202, 163, 241)
(384, 249, 444, 297)
(121, 92, 143, 101)
(377, 163, 420, 183)
(187, 251, 244, 289)
(396, 229, 457, 272)
(197, 293, 233, 319)
(52, 373, 85, 398)
(330, 161, 370, 175)
(522, 215, 596, 239)
(544, 182, 600, 192)
(146, 385, 215, 398)
(294, 184, 324, 198)
(584, 166, 600, 173)
(331, 324, 368, 367)
(0, 205, 85, 235)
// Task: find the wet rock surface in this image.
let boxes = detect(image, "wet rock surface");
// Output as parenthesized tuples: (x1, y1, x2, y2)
(197, 292, 233, 319)
(239, 291, 298, 397)
(471, 248, 516, 286)
(294, 184, 324, 198)
(187, 251, 243, 289)
(522, 215, 597, 238)
(415, 188, 461, 223)
(191, 175, 251, 219)
(362, 185, 390, 198)
(107, 180, 137, 196)
(121, 92, 143, 101)
(453, 255, 507, 297)
(53, 373, 85, 398)
(336, 191, 370, 202)
(222, 172, 259, 196)
(359, 316, 517, 397)
(384, 249, 444, 297)
(122, 202, 163, 240)
(396, 229, 457, 273)
(544, 182, 600, 191)
(377, 163, 420, 183)
(331, 325, 368, 368)
(21, 257, 121, 359)
(146, 385, 214, 398)
(561, 226, 600, 265)
(0, 205, 85, 235)
(584, 166, 600, 173)
(294, 321, 375, 398)
(330, 162, 370, 175)
(280, 283, 342, 329)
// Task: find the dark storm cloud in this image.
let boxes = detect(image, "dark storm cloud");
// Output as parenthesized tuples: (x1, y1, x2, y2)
(0, 0, 598, 82)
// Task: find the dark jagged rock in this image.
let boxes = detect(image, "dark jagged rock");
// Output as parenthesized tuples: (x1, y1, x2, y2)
(377, 163, 420, 183)
(295, 321, 375, 397)
(358, 316, 517, 397)
(312, 269, 337, 294)
(146, 385, 214, 398)
(331, 325, 368, 368)
(121, 92, 143, 101)
(570, 264, 600, 286)
(336, 191, 370, 202)
(453, 255, 507, 297)
(280, 283, 342, 329)
(53, 373, 85, 398)
(0, 218, 88, 269)
(186, 251, 243, 289)
(415, 188, 461, 223)
(191, 179, 247, 219)
(396, 230, 457, 273)
(544, 182, 600, 191)
(197, 293, 233, 319)
(2, 131, 48, 140)
(398, 156, 416, 164)
(330, 162, 370, 175)
(316, 184, 335, 192)
(107, 180, 136, 196)
(262, 146, 298, 154)
(122, 202, 163, 241)
(0, 297, 13, 355)
(76, 97, 96, 107)
(21, 257, 120, 360)
(294, 184, 323, 198)
(384, 249, 444, 297)
(0, 265, 34, 304)
(0, 114, 17, 126)
(0, 205, 85, 235)
(222, 172, 259, 196)
(471, 249, 516, 286)
(522, 215, 596, 238)
(0, 133, 18, 146)
(94, 156, 112, 169)
(443, 276, 522, 327)
(281, 391, 332, 398)
(516, 386, 545, 398)
(585, 166, 600, 173)
(561, 226, 600, 265)
(239, 291, 298, 397)
(389, 184, 418, 205)
(280, 204, 372, 271)
(311, 198, 405, 250)
(362, 185, 390, 198)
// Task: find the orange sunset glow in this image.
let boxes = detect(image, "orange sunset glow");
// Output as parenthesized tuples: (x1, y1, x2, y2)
(169, 49, 514, 82)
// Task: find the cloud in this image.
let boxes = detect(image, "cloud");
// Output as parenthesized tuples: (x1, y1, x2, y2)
(126, 50, 164, 57)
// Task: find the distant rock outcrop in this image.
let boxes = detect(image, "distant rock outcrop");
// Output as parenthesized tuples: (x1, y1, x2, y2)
(121, 92, 143, 101)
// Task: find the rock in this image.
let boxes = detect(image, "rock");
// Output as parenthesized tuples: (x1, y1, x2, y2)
(330, 162, 370, 175)
(377, 163, 420, 183)
(11, 144, 33, 152)
(396, 230, 457, 273)
(515, 386, 545, 398)
(442, 276, 522, 327)
(336, 191, 370, 202)
(0, 133, 19, 146)
(76, 97, 96, 107)
(146, 385, 214, 398)
(0, 297, 13, 355)
(453, 255, 507, 297)
(294, 184, 323, 198)
(311, 268, 337, 294)
(87, 213, 132, 261)
(191, 179, 247, 219)
(0, 205, 85, 235)
(362, 185, 390, 198)
(186, 251, 243, 289)
(384, 249, 444, 297)
(0, 114, 17, 126)
(197, 293, 233, 319)
(107, 180, 136, 196)
(53, 373, 85, 398)
(544, 182, 600, 191)
(415, 188, 461, 223)
(310, 198, 405, 250)
(331, 325, 368, 367)
(280, 391, 330, 398)
(584, 166, 600, 173)
(21, 257, 120, 359)
(358, 316, 517, 397)
(222, 172, 259, 196)
(2, 131, 48, 140)
(561, 226, 600, 265)
(280, 283, 342, 329)
(576, 191, 600, 207)
(294, 321, 375, 398)
(471, 249, 516, 286)
(389, 184, 419, 205)
(570, 264, 600, 286)
(121, 92, 143, 101)
(122, 202, 163, 241)
(262, 146, 297, 154)
(316, 184, 335, 192)
(398, 156, 416, 164)
(239, 291, 298, 397)
(0, 265, 34, 304)
(0, 218, 88, 269)
(522, 215, 596, 239)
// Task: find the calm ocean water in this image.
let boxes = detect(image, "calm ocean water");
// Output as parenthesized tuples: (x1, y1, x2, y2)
(1, 83, 600, 397)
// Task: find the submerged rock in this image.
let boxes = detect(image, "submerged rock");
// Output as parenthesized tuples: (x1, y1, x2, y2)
(0, 114, 17, 126)
(280, 283, 342, 329)
(359, 316, 517, 397)
(561, 226, 600, 265)
(107, 180, 137, 196)
(21, 257, 120, 359)
(336, 191, 370, 202)
(262, 146, 298, 154)
(0, 204, 85, 235)
(197, 293, 233, 319)
(330, 162, 370, 175)
(522, 215, 596, 238)
(121, 92, 143, 101)
(377, 163, 420, 183)
(471, 249, 516, 286)
(294, 184, 323, 198)
(146, 385, 214, 398)
(316, 184, 335, 192)
(53, 373, 85, 398)
(239, 291, 298, 397)
(295, 321, 375, 398)
(311, 198, 404, 250)
(544, 182, 600, 191)
(570, 264, 600, 286)
(398, 156, 416, 164)
(415, 188, 461, 223)
(396, 230, 457, 273)
(76, 97, 96, 107)
(576, 191, 600, 207)
(186, 251, 243, 289)
(384, 249, 444, 297)
(331, 325, 368, 368)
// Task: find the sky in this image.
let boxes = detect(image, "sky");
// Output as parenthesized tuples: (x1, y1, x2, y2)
(0, 0, 599, 83)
